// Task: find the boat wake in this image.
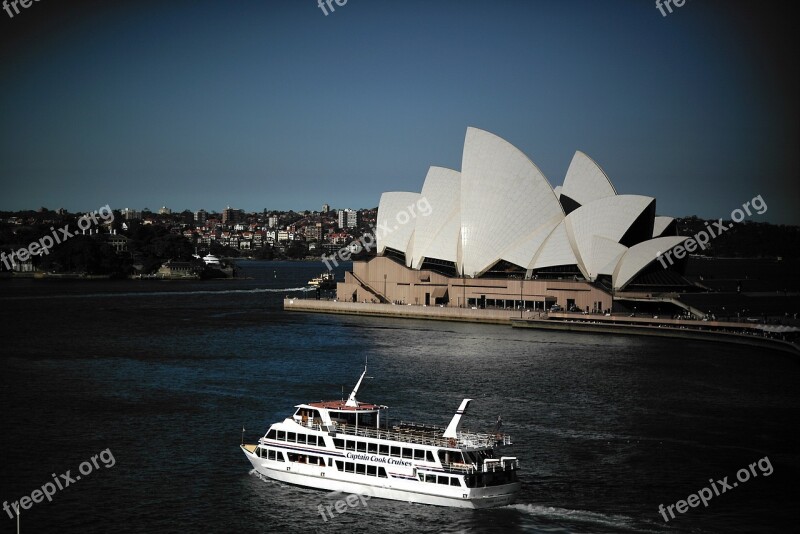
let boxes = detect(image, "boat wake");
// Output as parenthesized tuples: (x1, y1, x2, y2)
(0, 286, 315, 300)
(507, 503, 653, 532)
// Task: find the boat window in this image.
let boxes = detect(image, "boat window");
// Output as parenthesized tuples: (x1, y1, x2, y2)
(345, 462, 355, 473)
(390, 446, 401, 457)
(438, 476, 449, 485)
(378, 467, 388, 478)
(450, 477, 461, 487)
(367, 442, 378, 454)
(328, 458, 333, 467)
(356, 464, 366, 475)
(287, 432, 296, 443)
(296, 434, 306, 445)
(333, 438, 344, 449)
(366, 465, 377, 476)
(335, 460, 344, 471)
(346, 440, 356, 451)
(356, 442, 367, 453)
(424, 473, 436, 483)
(379, 445, 389, 455)
(402, 448, 412, 459)
(413, 450, 425, 460)
(277, 431, 285, 441)
(426, 451, 435, 462)
(306, 435, 316, 446)
(266, 429, 277, 440)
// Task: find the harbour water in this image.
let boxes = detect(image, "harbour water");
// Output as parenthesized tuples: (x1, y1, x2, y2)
(1, 260, 798, 533)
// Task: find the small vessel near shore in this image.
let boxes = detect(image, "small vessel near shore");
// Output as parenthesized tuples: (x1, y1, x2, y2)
(308, 272, 336, 289)
(240, 365, 520, 508)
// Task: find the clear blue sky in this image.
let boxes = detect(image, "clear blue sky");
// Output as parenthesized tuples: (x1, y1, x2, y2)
(1, 0, 797, 223)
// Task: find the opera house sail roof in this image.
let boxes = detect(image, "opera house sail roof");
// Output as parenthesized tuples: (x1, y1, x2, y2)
(376, 127, 685, 291)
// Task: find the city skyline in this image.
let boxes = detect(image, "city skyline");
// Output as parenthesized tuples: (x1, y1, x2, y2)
(1, 1, 797, 224)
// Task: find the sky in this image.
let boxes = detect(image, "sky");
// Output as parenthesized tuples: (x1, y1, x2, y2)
(0, 0, 797, 223)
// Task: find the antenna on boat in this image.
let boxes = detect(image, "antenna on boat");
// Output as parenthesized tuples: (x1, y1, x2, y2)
(345, 357, 371, 407)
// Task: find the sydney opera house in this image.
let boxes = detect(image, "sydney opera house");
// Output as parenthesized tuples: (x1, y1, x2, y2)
(336, 127, 690, 313)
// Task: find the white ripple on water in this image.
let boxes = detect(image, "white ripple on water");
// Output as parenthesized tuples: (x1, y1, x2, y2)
(507, 503, 653, 532)
(0, 286, 315, 300)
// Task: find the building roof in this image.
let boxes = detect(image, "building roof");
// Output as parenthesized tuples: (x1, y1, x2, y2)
(374, 127, 684, 287)
(459, 127, 562, 277)
(410, 166, 461, 269)
(612, 236, 689, 290)
(560, 150, 617, 211)
(376, 191, 420, 265)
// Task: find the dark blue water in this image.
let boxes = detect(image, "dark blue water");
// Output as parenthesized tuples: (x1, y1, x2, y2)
(1, 260, 798, 533)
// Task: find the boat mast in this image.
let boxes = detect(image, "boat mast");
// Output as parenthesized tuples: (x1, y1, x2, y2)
(443, 398, 472, 438)
(345, 358, 369, 408)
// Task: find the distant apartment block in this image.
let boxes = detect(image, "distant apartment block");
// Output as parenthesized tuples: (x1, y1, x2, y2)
(158, 206, 172, 215)
(322, 203, 330, 213)
(304, 222, 323, 241)
(222, 206, 245, 225)
(338, 208, 359, 229)
(121, 208, 141, 220)
(268, 215, 279, 228)
(194, 209, 208, 224)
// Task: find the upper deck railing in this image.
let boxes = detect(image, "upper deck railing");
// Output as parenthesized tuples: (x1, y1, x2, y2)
(289, 417, 511, 449)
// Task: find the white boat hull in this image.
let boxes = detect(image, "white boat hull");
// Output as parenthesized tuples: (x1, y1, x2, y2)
(242, 446, 519, 509)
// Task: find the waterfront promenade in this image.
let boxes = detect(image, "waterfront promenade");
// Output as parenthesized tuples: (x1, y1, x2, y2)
(284, 299, 799, 355)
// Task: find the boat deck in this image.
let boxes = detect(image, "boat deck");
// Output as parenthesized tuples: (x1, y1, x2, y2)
(242, 443, 258, 454)
(284, 418, 511, 449)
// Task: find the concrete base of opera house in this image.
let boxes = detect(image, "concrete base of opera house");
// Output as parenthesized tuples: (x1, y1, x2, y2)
(333, 257, 614, 313)
(283, 257, 799, 355)
(284, 298, 529, 324)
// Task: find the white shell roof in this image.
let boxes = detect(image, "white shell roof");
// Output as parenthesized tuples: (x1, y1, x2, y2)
(530, 220, 579, 270)
(652, 216, 675, 238)
(410, 167, 461, 269)
(560, 151, 617, 207)
(612, 236, 689, 290)
(459, 127, 562, 276)
(376, 191, 421, 263)
(587, 236, 628, 281)
(373, 127, 682, 286)
(565, 195, 655, 278)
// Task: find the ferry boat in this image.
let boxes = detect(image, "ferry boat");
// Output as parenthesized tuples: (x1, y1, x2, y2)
(308, 272, 336, 289)
(240, 366, 520, 508)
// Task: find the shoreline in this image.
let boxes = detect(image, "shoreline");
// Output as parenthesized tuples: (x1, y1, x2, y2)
(283, 299, 799, 356)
